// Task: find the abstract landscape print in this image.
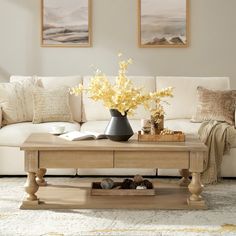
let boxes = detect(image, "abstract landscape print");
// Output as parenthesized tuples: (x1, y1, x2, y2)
(41, 0, 91, 47)
(138, 0, 189, 48)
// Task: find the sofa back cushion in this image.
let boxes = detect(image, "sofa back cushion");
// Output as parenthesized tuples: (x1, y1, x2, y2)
(11, 75, 82, 122)
(82, 76, 156, 121)
(156, 76, 230, 119)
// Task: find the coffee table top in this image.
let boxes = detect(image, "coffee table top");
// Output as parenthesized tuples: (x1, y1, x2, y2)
(20, 133, 207, 152)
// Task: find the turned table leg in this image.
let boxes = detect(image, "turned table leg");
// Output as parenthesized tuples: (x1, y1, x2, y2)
(187, 151, 207, 209)
(187, 172, 205, 208)
(188, 172, 203, 201)
(20, 151, 40, 209)
(24, 172, 39, 201)
(178, 169, 191, 187)
(36, 168, 47, 186)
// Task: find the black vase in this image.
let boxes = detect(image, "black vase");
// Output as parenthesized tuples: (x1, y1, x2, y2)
(105, 109, 134, 141)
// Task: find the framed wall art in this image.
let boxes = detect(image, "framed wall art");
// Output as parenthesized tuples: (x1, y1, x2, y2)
(41, 0, 92, 47)
(138, 0, 189, 48)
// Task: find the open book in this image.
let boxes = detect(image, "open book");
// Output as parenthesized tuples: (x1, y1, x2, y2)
(59, 131, 107, 141)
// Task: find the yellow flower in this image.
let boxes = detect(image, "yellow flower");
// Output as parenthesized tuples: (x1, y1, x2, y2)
(127, 58, 133, 64)
(71, 54, 173, 117)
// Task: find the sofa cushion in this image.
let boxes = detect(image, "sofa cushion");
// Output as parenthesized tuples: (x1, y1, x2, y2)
(80, 119, 202, 135)
(10, 75, 82, 122)
(165, 119, 202, 134)
(156, 76, 230, 119)
(80, 120, 142, 134)
(82, 76, 156, 121)
(32, 87, 73, 124)
(10, 75, 40, 84)
(0, 122, 80, 147)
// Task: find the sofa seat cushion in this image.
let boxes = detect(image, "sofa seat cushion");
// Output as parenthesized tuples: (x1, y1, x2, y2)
(80, 120, 141, 133)
(165, 119, 202, 134)
(80, 119, 202, 135)
(0, 122, 80, 147)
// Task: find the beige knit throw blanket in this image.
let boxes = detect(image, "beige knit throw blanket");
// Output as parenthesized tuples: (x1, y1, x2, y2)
(198, 120, 236, 184)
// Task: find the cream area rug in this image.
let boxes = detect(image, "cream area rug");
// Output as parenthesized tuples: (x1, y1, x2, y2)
(0, 178, 236, 236)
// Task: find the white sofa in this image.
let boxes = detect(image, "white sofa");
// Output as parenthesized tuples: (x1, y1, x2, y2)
(0, 75, 236, 177)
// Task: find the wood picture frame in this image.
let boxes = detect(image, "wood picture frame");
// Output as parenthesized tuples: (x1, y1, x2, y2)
(41, 0, 92, 47)
(138, 0, 189, 48)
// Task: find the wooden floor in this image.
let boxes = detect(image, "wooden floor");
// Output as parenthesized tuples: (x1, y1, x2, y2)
(20, 179, 207, 210)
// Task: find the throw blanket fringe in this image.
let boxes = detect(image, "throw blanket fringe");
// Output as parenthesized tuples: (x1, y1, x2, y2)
(198, 121, 231, 184)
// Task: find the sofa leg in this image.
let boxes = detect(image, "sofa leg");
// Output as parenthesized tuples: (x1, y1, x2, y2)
(36, 168, 47, 186)
(178, 169, 191, 187)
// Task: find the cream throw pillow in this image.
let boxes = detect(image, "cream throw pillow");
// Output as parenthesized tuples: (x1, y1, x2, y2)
(32, 87, 73, 124)
(192, 86, 236, 125)
(0, 81, 37, 125)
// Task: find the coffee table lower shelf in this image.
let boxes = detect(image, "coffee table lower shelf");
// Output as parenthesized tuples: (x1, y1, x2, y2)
(20, 181, 207, 210)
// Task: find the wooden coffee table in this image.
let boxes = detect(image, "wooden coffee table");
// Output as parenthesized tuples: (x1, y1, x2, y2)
(20, 133, 208, 210)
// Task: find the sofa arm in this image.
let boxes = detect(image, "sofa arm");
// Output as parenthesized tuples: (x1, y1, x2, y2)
(0, 107, 2, 128)
(235, 109, 236, 128)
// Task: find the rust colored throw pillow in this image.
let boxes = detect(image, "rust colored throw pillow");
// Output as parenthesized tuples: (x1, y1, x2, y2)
(192, 86, 236, 125)
(32, 87, 73, 124)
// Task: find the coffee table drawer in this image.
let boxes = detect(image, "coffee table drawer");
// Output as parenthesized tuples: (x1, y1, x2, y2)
(39, 151, 113, 168)
(114, 151, 189, 169)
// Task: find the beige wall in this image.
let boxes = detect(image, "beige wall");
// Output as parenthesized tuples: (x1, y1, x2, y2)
(0, 0, 236, 88)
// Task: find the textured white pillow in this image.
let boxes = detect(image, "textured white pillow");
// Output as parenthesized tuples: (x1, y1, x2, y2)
(0, 81, 38, 125)
(37, 76, 82, 122)
(32, 87, 73, 124)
